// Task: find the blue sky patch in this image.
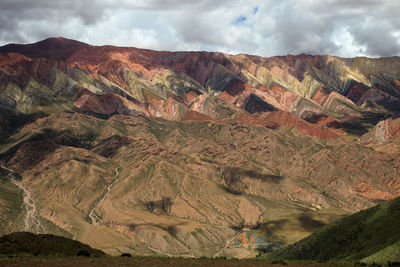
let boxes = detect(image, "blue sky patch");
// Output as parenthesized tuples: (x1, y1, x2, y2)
(253, 6, 259, 14)
(234, 15, 247, 25)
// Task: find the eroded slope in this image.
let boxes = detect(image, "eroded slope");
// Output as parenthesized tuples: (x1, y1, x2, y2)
(0, 112, 399, 256)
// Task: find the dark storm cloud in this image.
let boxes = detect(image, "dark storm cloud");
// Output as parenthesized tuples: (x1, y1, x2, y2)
(343, 1, 400, 57)
(266, 0, 340, 55)
(0, 0, 399, 57)
(349, 20, 400, 57)
(253, 0, 400, 57)
(125, 0, 230, 10)
(0, 0, 108, 25)
(0, 0, 113, 46)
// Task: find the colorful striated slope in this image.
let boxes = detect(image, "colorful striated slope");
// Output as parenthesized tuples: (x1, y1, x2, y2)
(1, 37, 400, 140)
(0, 38, 400, 258)
(361, 114, 400, 145)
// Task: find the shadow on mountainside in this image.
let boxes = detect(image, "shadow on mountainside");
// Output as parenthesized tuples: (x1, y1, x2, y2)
(127, 222, 187, 236)
(219, 167, 283, 195)
(93, 135, 131, 158)
(0, 128, 98, 169)
(341, 111, 392, 136)
(296, 214, 326, 232)
(0, 110, 48, 144)
(221, 167, 283, 183)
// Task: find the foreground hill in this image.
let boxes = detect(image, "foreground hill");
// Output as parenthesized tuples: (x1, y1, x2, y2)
(0, 38, 399, 257)
(0, 232, 104, 257)
(267, 196, 400, 265)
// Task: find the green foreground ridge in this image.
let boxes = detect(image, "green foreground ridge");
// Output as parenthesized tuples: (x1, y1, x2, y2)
(266, 196, 400, 265)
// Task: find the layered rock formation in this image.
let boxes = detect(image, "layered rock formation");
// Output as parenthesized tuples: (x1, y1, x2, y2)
(0, 38, 400, 257)
(1, 38, 400, 138)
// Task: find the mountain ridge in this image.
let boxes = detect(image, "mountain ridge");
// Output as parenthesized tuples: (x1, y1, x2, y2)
(0, 37, 399, 258)
(0, 37, 89, 60)
(2, 37, 399, 140)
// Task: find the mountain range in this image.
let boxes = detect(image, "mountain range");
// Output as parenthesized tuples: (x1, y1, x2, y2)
(0, 37, 399, 258)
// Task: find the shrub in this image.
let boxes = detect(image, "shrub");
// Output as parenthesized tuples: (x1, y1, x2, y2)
(77, 250, 90, 257)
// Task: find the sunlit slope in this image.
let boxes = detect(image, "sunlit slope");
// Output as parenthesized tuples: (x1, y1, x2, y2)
(0, 112, 398, 256)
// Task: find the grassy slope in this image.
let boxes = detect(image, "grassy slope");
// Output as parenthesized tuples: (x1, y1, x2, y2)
(267, 196, 400, 264)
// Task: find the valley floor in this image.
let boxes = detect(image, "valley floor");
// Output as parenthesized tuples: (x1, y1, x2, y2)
(0, 256, 348, 267)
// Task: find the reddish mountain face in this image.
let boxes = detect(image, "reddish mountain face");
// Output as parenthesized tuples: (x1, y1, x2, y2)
(2, 37, 399, 139)
(1, 38, 400, 257)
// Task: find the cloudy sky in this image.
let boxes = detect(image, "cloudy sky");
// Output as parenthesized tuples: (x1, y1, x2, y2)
(0, 0, 399, 57)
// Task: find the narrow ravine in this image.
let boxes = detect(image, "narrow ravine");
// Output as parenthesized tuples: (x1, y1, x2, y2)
(1, 164, 46, 233)
(89, 166, 120, 225)
(213, 231, 241, 258)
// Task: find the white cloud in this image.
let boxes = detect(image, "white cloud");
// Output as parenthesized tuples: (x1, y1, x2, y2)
(0, 0, 399, 57)
(331, 27, 367, 58)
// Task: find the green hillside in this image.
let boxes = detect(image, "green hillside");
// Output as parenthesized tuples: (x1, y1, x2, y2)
(266, 196, 400, 265)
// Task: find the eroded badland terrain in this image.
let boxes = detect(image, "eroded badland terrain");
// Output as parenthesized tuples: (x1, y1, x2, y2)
(0, 37, 400, 258)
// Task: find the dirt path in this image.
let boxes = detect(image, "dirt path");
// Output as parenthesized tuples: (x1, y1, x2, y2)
(1, 164, 45, 233)
(89, 166, 120, 225)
